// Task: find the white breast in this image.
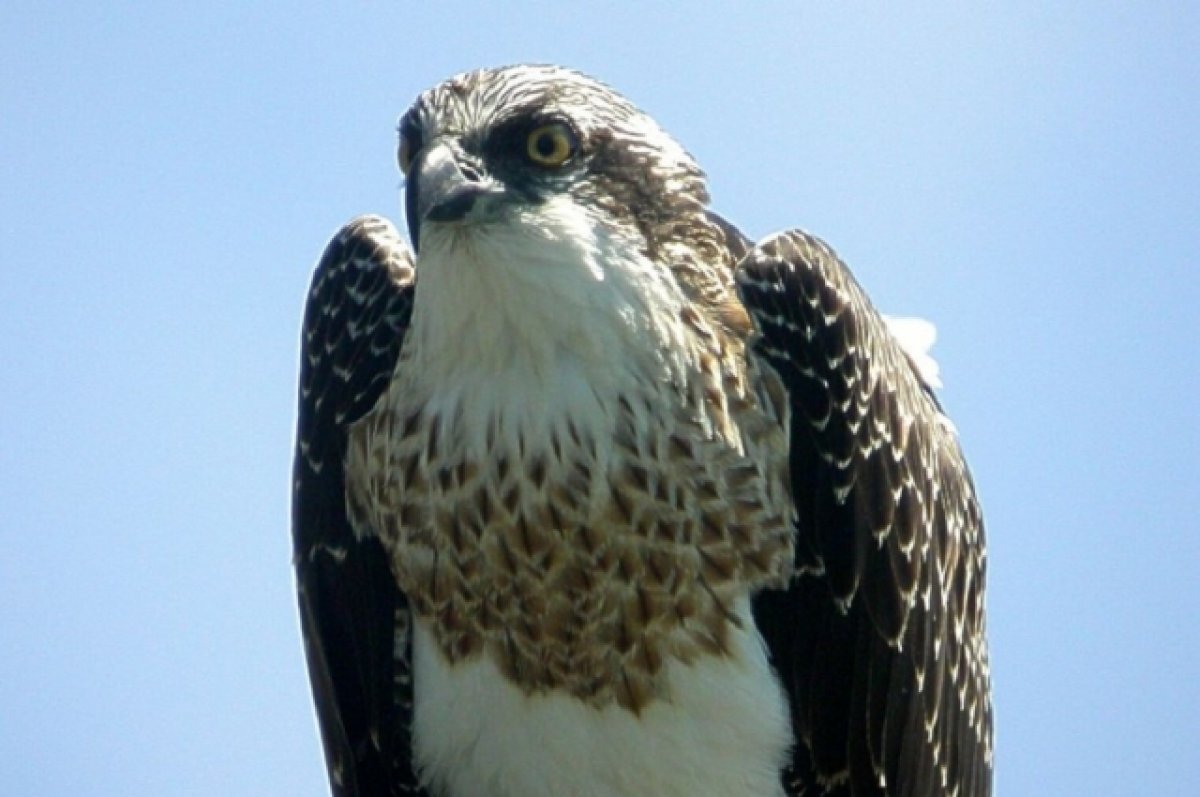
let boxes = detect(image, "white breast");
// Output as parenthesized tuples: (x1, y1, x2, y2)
(410, 597, 792, 797)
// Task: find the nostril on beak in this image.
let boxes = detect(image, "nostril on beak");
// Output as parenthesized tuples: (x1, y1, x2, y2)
(459, 162, 484, 182)
(427, 186, 483, 222)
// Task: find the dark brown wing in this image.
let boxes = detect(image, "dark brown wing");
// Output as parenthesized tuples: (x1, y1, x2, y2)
(292, 215, 427, 796)
(736, 229, 993, 797)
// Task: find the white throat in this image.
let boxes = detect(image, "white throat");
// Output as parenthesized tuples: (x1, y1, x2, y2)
(400, 195, 697, 459)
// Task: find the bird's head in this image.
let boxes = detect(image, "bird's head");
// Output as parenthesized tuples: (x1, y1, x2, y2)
(396, 65, 744, 389)
(399, 64, 713, 260)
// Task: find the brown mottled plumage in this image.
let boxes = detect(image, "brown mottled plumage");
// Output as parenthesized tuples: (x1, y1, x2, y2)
(345, 308, 792, 711)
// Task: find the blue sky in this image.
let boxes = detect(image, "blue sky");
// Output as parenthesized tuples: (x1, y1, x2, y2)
(2, 3, 1196, 795)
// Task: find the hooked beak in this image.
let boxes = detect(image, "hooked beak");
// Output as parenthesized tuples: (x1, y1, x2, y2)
(405, 143, 497, 253)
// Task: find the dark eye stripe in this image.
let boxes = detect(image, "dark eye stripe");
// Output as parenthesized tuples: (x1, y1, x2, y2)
(482, 115, 577, 163)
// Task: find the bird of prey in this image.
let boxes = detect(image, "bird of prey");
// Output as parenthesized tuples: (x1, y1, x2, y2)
(292, 64, 992, 797)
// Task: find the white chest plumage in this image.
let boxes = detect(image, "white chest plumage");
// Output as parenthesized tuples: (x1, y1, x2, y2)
(410, 599, 791, 797)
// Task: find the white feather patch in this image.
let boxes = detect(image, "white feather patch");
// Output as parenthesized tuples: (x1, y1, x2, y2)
(410, 599, 792, 797)
(883, 315, 943, 389)
(402, 194, 701, 463)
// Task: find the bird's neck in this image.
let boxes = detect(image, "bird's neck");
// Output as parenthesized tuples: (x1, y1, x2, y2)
(397, 219, 709, 459)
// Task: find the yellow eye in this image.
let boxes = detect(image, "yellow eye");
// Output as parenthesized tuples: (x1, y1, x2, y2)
(525, 122, 577, 168)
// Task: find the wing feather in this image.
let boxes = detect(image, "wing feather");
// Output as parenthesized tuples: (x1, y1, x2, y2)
(292, 215, 426, 796)
(736, 229, 993, 797)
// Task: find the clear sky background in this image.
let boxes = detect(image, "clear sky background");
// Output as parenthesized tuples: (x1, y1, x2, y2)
(2, 3, 1196, 795)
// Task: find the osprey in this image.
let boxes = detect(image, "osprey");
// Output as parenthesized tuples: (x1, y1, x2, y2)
(293, 65, 992, 797)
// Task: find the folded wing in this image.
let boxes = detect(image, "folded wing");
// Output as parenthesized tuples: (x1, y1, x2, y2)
(292, 215, 427, 796)
(737, 229, 993, 797)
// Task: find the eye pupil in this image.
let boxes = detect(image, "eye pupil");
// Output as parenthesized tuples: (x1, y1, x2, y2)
(535, 134, 557, 157)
